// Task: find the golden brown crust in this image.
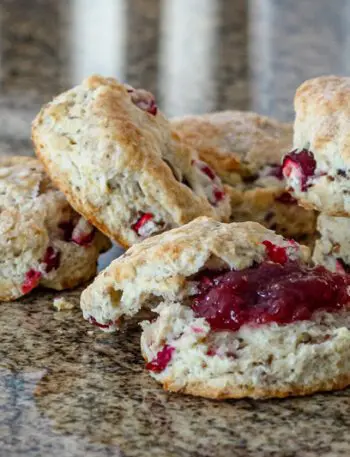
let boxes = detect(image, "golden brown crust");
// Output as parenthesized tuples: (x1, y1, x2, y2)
(32, 75, 230, 248)
(161, 374, 350, 400)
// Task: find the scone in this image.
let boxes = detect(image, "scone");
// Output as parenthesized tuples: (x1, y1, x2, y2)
(81, 217, 350, 399)
(171, 110, 293, 186)
(172, 111, 316, 242)
(282, 75, 350, 216)
(313, 214, 350, 273)
(0, 156, 110, 301)
(32, 75, 230, 248)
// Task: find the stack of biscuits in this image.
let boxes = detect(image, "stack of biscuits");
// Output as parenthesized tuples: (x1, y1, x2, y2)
(2, 73, 350, 401)
(282, 76, 350, 274)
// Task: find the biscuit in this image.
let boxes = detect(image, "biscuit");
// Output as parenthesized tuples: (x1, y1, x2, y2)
(0, 156, 110, 301)
(313, 214, 350, 273)
(171, 111, 316, 242)
(171, 110, 293, 185)
(32, 75, 230, 248)
(282, 76, 350, 216)
(81, 217, 350, 399)
(141, 303, 350, 399)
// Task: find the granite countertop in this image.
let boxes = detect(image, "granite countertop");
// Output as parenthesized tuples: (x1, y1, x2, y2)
(2, 0, 350, 456)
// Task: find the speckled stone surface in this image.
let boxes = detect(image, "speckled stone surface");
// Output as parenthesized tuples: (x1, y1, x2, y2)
(2, 0, 350, 455)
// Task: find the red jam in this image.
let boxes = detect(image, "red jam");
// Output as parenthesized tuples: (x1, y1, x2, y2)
(42, 246, 61, 272)
(282, 149, 316, 191)
(21, 269, 42, 294)
(191, 261, 350, 331)
(145, 345, 175, 372)
(131, 212, 154, 235)
(275, 191, 298, 205)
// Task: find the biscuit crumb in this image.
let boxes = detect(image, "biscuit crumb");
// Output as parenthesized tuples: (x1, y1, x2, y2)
(53, 296, 75, 311)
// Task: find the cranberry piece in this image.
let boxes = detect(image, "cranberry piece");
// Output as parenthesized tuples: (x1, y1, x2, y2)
(263, 240, 288, 265)
(191, 262, 350, 331)
(128, 87, 158, 116)
(266, 164, 284, 180)
(213, 187, 225, 203)
(88, 316, 114, 329)
(132, 212, 154, 235)
(145, 345, 175, 372)
(21, 269, 42, 294)
(42, 246, 61, 273)
(58, 221, 74, 241)
(200, 164, 216, 181)
(275, 192, 298, 205)
(282, 149, 316, 191)
(71, 218, 95, 246)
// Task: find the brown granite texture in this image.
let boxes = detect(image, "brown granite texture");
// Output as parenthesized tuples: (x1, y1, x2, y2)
(2, 0, 350, 456)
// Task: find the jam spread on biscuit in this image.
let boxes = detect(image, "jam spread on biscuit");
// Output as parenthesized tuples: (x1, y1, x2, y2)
(146, 345, 175, 372)
(191, 247, 350, 331)
(282, 149, 316, 191)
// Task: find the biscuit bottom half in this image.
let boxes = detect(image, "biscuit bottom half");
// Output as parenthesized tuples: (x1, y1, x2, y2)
(141, 260, 350, 399)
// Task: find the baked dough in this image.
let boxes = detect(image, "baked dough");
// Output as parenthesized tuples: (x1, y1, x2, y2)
(283, 75, 350, 216)
(0, 155, 110, 301)
(32, 75, 230, 248)
(172, 111, 316, 242)
(82, 217, 350, 399)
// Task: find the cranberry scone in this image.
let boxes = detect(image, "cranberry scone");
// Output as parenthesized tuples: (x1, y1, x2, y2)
(313, 214, 350, 274)
(282, 76, 350, 216)
(172, 111, 316, 242)
(32, 75, 230, 248)
(0, 156, 110, 301)
(81, 217, 350, 399)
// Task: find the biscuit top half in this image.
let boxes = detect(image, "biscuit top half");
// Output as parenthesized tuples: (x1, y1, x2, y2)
(80, 217, 310, 331)
(294, 75, 350, 167)
(32, 75, 230, 247)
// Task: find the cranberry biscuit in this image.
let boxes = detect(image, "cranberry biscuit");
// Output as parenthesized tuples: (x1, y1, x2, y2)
(172, 111, 316, 242)
(283, 76, 350, 216)
(32, 76, 230, 248)
(171, 110, 293, 185)
(81, 217, 350, 399)
(0, 156, 110, 301)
